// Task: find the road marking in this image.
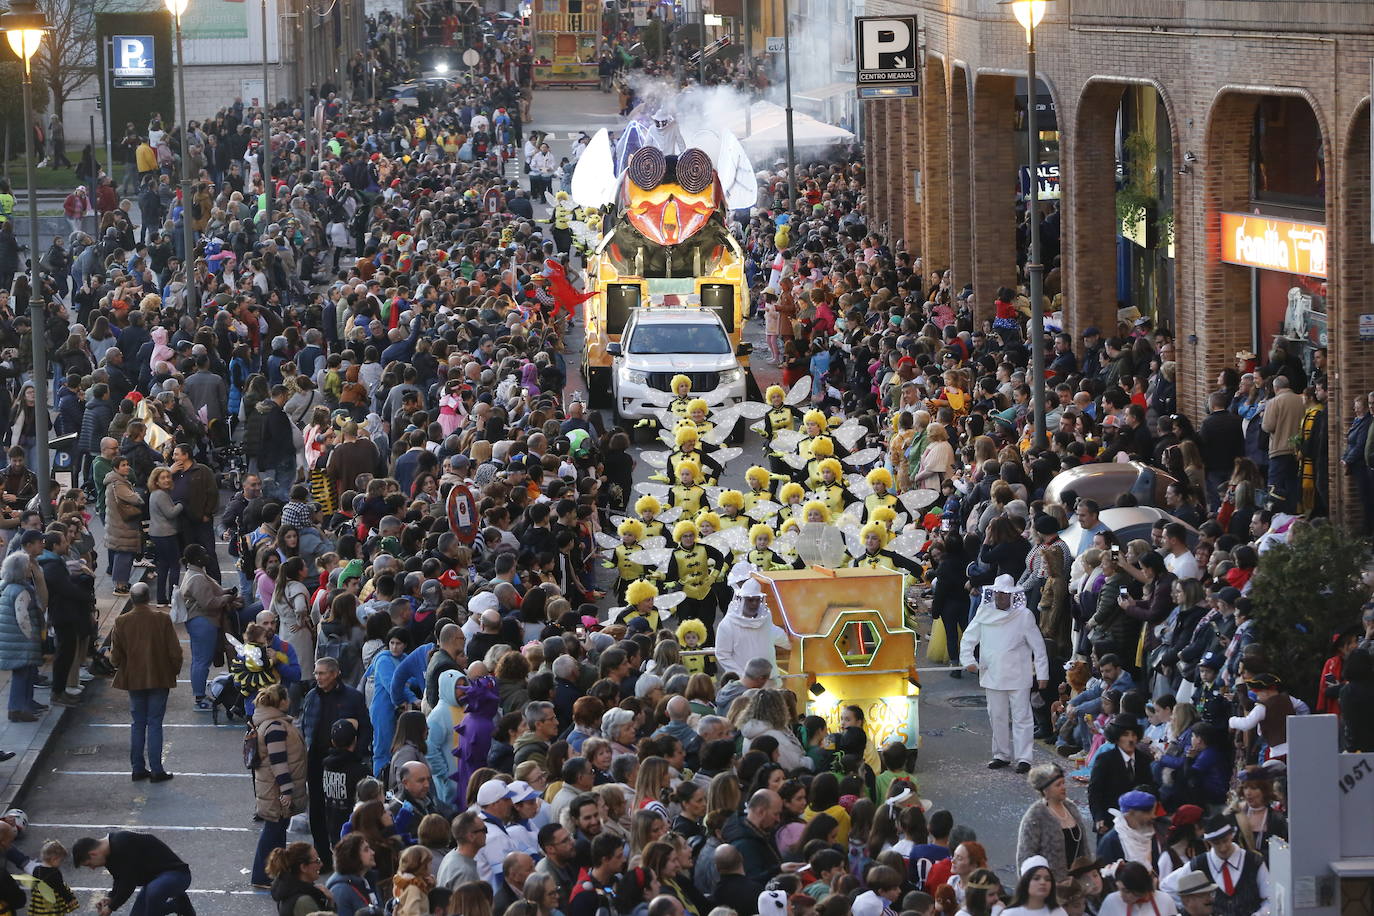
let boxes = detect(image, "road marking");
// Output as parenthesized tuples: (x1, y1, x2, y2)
(31, 823, 253, 832)
(52, 770, 250, 778)
(84, 723, 228, 728)
(70, 886, 264, 895)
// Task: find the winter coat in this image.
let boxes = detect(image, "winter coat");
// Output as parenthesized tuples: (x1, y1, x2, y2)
(103, 470, 145, 554)
(714, 601, 790, 680)
(959, 592, 1050, 691)
(77, 396, 115, 454)
(110, 603, 183, 691)
(0, 574, 41, 671)
(270, 579, 316, 673)
(741, 720, 813, 773)
(1016, 798, 1090, 878)
(252, 704, 309, 821)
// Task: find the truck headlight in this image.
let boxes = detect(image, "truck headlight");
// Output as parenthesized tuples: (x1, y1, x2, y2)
(719, 368, 744, 385)
(624, 369, 649, 385)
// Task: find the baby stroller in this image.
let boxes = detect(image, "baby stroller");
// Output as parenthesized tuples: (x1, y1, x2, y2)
(207, 673, 245, 725)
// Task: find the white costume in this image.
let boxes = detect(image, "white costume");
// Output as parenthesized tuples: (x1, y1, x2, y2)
(960, 574, 1049, 766)
(714, 578, 789, 680)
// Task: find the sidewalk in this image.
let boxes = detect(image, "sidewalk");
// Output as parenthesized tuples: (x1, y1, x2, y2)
(0, 553, 140, 811)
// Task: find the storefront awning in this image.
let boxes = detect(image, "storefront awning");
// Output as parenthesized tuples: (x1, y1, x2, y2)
(795, 82, 853, 103)
(1330, 859, 1374, 878)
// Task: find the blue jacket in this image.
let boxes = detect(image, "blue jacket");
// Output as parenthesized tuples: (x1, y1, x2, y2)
(0, 580, 40, 671)
(388, 642, 434, 708)
(1069, 670, 1137, 718)
(1345, 413, 1373, 467)
(55, 387, 84, 437)
(301, 681, 371, 757)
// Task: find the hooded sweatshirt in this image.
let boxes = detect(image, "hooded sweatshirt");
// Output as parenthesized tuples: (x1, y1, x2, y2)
(425, 669, 464, 806)
(714, 596, 790, 679)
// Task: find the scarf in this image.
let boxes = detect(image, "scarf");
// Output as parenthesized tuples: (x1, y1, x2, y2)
(1112, 810, 1155, 866)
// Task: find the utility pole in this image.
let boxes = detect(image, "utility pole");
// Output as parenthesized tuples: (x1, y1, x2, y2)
(783, 0, 796, 211)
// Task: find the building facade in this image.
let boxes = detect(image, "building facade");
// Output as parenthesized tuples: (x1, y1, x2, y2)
(862, 0, 1374, 525)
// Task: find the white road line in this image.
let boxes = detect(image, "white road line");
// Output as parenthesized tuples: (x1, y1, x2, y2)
(70, 886, 264, 895)
(52, 770, 250, 778)
(30, 823, 253, 832)
(84, 723, 228, 728)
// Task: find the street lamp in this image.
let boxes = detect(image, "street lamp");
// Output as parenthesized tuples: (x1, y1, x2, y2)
(1005, 0, 1050, 451)
(1, 1, 52, 521)
(165, 0, 199, 313)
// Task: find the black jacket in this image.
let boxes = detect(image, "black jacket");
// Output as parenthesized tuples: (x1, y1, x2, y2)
(1087, 747, 1157, 826)
(256, 400, 296, 468)
(1199, 410, 1246, 472)
(722, 812, 782, 882)
(104, 830, 190, 912)
(321, 746, 369, 841)
(714, 872, 764, 916)
(38, 550, 94, 625)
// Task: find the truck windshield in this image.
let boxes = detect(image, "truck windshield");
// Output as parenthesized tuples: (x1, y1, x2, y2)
(628, 323, 732, 355)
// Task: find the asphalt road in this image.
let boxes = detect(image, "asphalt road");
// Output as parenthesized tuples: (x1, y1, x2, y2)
(13, 88, 1077, 915)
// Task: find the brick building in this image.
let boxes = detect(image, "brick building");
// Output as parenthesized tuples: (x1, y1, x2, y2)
(861, 0, 1374, 524)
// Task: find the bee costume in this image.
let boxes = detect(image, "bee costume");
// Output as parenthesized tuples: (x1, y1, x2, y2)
(675, 618, 717, 676)
(746, 524, 803, 571)
(810, 457, 858, 518)
(611, 518, 649, 602)
(633, 494, 668, 543)
(862, 468, 900, 521)
(665, 520, 727, 640)
(668, 460, 708, 516)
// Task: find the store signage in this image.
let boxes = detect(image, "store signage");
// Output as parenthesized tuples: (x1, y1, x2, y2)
(1360, 314, 1374, 343)
(855, 15, 919, 91)
(1018, 163, 1060, 200)
(765, 36, 784, 53)
(1219, 212, 1327, 279)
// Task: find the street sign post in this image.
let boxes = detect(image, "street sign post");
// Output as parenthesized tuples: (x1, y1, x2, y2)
(112, 34, 155, 88)
(855, 15, 919, 95)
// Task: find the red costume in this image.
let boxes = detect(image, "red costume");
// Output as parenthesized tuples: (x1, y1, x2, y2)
(544, 258, 595, 320)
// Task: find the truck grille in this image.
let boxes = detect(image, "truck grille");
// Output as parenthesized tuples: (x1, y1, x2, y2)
(646, 371, 720, 392)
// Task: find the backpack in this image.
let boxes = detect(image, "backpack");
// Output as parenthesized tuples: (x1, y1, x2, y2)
(317, 626, 359, 684)
(243, 718, 262, 770)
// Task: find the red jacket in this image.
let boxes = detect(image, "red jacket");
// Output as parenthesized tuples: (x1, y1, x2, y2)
(96, 184, 118, 214)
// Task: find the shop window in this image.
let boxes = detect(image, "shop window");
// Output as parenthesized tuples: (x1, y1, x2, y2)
(1252, 97, 1325, 208)
(834, 618, 882, 667)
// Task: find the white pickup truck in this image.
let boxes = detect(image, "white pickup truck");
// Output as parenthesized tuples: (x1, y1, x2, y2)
(605, 307, 749, 423)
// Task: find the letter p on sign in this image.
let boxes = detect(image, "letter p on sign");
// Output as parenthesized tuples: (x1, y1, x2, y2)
(860, 19, 910, 70)
(855, 16, 918, 87)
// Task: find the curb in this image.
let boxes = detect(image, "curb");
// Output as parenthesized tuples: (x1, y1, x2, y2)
(0, 574, 142, 811)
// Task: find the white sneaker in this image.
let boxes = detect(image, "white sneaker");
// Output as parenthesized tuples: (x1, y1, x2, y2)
(78, 670, 94, 683)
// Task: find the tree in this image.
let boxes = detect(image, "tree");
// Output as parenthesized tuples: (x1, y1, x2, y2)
(34, 0, 96, 123)
(1246, 522, 1369, 704)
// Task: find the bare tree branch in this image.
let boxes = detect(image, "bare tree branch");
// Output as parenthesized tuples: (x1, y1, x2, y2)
(34, 0, 97, 121)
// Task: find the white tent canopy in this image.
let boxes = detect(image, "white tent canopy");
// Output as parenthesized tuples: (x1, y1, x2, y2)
(723, 101, 855, 158)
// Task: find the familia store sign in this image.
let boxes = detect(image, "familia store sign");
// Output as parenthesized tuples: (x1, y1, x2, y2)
(1219, 212, 1327, 279)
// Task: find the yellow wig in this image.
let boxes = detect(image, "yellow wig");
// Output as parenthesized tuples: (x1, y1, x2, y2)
(673, 520, 700, 542)
(818, 458, 843, 480)
(810, 437, 834, 458)
(804, 409, 827, 429)
(779, 482, 805, 503)
(717, 489, 745, 510)
(675, 460, 702, 483)
(671, 374, 692, 394)
(696, 511, 722, 532)
(635, 495, 662, 516)
(867, 467, 894, 490)
(779, 517, 802, 536)
(675, 618, 708, 647)
(871, 506, 898, 528)
(765, 385, 785, 402)
(626, 579, 659, 606)
(861, 522, 891, 547)
(749, 524, 773, 544)
(674, 425, 700, 448)
(745, 466, 771, 488)
(802, 501, 831, 523)
(687, 398, 710, 416)
(617, 518, 645, 540)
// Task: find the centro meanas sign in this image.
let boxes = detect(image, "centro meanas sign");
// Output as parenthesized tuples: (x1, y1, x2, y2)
(855, 15, 919, 89)
(1219, 211, 1326, 279)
